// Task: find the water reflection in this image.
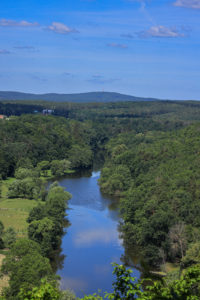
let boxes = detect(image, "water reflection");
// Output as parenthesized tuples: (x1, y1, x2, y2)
(60, 276, 88, 291)
(56, 171, 140, 297)
(73, 227, 119, 248)
(58, 171, 119, 216)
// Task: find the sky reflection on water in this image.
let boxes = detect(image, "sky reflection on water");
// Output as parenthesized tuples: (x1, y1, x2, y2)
(57, 171, 140, 297)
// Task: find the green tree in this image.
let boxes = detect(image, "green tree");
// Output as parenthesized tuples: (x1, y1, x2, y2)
(15, 167, 38, 180)
(0, 220, 4, 249)
(27, 204, 46, 223)
(45, 184, 71, 225)
(18, 280, 61, 300)
(28, 217, 55, 257)
(182, 242, 200, 267)
(51, 160, 71, 177)
(37, 161, 50, 176)
(68, 145, 92, 169)
(81, 264, 200, 300)
(7, 178, 44, 200)
(3, 227, 16, 248)
(1, 239, 53, 299)
(169, 223, 187, 260)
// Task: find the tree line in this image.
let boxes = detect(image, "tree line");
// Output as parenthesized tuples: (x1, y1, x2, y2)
(0, 181, 71, 299)
(1, 101, 200, 298)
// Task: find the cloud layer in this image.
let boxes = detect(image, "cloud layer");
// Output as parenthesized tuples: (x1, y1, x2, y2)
(174, 0, 200, 9)
(107, 43, 128, 48)
(0, 49, 10, 54)
(88, 75, 119, 84)
(138, 25, 184, 38)
(73, 228, 118, 247)
(47, 22, 78, 34)
(14, 46, 36, 50)
(0, 19, 39, 27)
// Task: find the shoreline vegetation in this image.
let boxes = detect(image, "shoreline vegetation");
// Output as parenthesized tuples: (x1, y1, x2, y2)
(0, 168, 75, 234)
(1, 101, 200, 298)
(98, 124, 200, 270)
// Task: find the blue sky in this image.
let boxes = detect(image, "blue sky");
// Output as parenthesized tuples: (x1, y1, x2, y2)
(0, 0, 200, 99)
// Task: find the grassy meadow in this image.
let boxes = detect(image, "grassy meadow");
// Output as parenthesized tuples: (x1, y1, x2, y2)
(0, 178, 38, 237)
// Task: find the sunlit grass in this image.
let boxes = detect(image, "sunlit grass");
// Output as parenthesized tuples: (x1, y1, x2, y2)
(0, 179, 38, 236)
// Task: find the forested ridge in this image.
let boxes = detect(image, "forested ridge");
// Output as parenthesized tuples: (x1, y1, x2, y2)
(0, 91, 159, 103)
(0, 115, 96, 179)
(1, 100, 200, 299)
(99, 124, 200, 267)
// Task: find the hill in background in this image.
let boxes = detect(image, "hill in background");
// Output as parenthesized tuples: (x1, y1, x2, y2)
(0, 91, 160, 103)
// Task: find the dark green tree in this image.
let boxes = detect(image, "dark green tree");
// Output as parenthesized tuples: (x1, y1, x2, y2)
(1, 239, 53, 300)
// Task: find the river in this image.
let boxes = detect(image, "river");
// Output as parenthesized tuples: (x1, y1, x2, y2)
(56, 170, 140, 297)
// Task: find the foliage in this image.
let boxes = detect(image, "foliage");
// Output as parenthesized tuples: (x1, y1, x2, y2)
(81, 263, 200, 300)
(7, 178, 44, 200)
(100, 124, 200, 266)
(182, 242, 200, 267)
(0, 180, 2, 198)
(60, 290, 77, 300)
(18, 280, 77, 300)
(28, 217, 55, 257)
(105, 264, 142, 300)
(14, 167, 38, 180)
(51, 160, 71, 177)
(0, 220, 4, 249)
(27, 183, 71, 258)
(2, 102, 200, 297)
(18, 280, 61, 300)
(1, 239, 54, 299)
(3, 227, 16, 248)
(169, 223, 187, 259)
(0, 115, 96, 179)
(37, 161, 50, 176)
(68, 145, 93, 169)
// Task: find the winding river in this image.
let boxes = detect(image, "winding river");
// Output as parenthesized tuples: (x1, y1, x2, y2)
(56, 170, 140, 297)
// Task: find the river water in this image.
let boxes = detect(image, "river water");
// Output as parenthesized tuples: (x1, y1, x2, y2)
(56, 170, 140, 297)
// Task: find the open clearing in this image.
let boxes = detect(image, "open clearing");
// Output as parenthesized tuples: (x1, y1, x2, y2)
(0, 179, 38, 236)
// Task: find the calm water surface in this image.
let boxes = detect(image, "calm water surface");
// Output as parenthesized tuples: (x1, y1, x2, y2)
(57, 170, 140, 297)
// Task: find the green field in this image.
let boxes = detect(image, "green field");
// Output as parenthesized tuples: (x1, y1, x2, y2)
(0, 171, 73, 236)
(0, 179, 38, 237)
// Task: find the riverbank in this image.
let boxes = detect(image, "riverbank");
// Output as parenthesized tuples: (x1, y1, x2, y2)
(55, 170, 140, 296)
(0, 170, 180, 298)
(40, 169, 75, 181)
(0, 168, 76, 235)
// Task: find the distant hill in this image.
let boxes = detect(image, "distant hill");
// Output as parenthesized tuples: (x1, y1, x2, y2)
(0, 91, 160, 103)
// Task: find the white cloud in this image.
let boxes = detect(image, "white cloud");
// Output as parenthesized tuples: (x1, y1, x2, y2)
(14, 46, 35, 50)
(107, 43, 128, 49)
(0, 49, 10, 54)
(138, 25, 185, 38)
(0, 19, 39, 27)
(47, 22, 78, 34)
(174, 0, 200, 9)
(73, 228, 119, 247)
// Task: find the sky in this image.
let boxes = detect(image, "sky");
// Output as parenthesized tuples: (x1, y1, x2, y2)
(0, 0, 200, 100)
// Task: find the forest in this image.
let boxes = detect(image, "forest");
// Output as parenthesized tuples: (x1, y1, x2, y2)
(1, 100, 200, 299)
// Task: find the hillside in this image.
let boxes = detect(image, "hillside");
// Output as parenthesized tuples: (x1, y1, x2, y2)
(0, 91, 160, 103)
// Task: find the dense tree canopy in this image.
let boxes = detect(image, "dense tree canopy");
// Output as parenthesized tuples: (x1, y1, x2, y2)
(1, 100, 200, 298)
(99, 124, 200, 266)
(1, 239, 54, 299)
